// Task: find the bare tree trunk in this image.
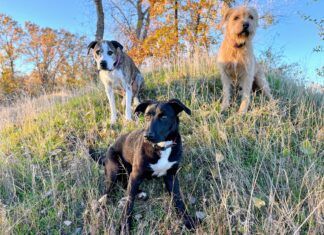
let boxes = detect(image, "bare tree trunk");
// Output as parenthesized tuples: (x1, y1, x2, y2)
(134, 0, 151, 41)
(94, 0, 104, 40)
(142, 8, 150, 40)
(174, 0, 179, 53)
(194, 6, 201, 38)
(136, 1, 144, 39)
(223, 0, 236, 8)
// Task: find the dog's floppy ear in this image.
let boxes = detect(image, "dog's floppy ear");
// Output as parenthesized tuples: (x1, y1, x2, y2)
(87, 41, 97, 55)
(168, 99, 191, 115)
(219, 8, 233, 29)
(111, 40, 124, 51)
(135, 100, 155, 115)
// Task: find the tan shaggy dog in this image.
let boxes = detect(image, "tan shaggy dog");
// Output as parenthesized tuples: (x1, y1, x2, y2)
(217, 6, 273, 114)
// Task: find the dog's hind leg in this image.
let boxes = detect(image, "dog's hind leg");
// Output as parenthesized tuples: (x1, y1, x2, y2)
(121, 172, 143, 234)
(104, 147, 120, 194)
(132, 74, 142, 107)
(254, 68, 273, 100)
(133, 96, 140, 107)
(125, 85, 133, 121)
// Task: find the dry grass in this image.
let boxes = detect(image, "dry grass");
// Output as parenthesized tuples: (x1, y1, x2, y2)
(0, 86, 98, 130)
(0, 57, 323, 234)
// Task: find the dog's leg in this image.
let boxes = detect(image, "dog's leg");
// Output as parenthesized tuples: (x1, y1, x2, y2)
(133, 96, 140, 107)
(106, 86, 117, 124)
(104, 147, 120, 194)
(121, 96, 126, 107)
(120, 172, 142, 234)
(125, 86, 132, 121)
(254, 70, 273, 100)
(164, 174, 196, 230)
(238, 74, 254, 114)
(132, 74, 143, 107)
(220, 72, 232, 112)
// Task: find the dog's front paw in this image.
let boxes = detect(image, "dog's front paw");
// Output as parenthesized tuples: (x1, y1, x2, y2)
(118, 197, 129, 209)
(136, 191, 148, 201)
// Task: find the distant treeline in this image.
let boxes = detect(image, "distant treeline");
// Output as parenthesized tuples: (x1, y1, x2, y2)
(0, 14, 94, 100)
(1, 1, 276, 100)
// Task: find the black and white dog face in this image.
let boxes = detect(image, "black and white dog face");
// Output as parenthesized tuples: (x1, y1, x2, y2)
(87, 40, 124, 71)
(135, 99, 191, 143)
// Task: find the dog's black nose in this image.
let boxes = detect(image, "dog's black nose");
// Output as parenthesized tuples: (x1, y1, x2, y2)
(144, 132, 155, 141)
(243, 22, 249, 29)
(100, 60, 107, 69)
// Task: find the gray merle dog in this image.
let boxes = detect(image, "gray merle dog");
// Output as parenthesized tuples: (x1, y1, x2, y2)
(88, 40, 144, 124)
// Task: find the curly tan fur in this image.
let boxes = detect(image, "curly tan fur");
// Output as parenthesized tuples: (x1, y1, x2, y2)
(217, 6, 273, 114)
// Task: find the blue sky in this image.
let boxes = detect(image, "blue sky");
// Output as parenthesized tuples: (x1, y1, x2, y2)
(1, 0, 323, 84)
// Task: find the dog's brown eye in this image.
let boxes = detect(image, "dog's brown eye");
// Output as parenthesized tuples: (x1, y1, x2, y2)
(249, 15, 254, 20)
(234, 16, 239, 20)
(108, 51, 113, 55)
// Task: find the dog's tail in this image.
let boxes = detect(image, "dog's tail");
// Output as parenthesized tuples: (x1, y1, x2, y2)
(89, 147, 106, 166)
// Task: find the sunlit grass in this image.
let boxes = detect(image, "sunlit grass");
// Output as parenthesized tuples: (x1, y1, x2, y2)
(0, 57, 323, 234)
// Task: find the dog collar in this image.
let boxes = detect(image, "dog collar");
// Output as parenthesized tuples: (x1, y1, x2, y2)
(152, 140, 176, 151)
(113, 54, 122, 68)
(234, 42, 246, 48)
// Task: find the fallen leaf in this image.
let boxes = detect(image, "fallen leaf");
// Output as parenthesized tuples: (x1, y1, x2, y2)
(64, 220, 72, 226)
(98, 194, 107, 205)
(300, 139, 315, 155)
(253, 197, 266, 209)
(215, 151, 224, 163)
(195, 211, 206, 220)
(134, 214, 142, 221)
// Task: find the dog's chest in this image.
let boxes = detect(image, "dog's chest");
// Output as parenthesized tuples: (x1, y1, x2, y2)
(100, 69, 126, 89)
(150, 141, 177, 177)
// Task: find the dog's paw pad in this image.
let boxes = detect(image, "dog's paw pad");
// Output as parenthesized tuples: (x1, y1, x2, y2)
(137, 192, 148, 200)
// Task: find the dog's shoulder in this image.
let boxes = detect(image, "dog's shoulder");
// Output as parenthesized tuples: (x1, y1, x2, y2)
(122, 53, 141, 74)
(126, 129, 145, 143)
(112, 129, 144, 151)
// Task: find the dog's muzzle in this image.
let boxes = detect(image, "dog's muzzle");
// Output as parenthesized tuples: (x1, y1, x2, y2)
(239, 29, 250, 37)
(243, 22, 249, 30)
(240, 23, 250, 36)
(100, 61, 108, 70)
(144, 132, 156, 142)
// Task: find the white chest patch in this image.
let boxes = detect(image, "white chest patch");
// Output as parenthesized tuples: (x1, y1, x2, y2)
(150, 141, 177, 177)
(100, 69, 125, 89)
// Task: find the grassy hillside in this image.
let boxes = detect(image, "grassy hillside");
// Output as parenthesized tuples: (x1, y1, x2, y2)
(0, 58, 323, 234)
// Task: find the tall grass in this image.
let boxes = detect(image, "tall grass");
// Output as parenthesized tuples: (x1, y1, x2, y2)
(0, 56, 323, 234)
